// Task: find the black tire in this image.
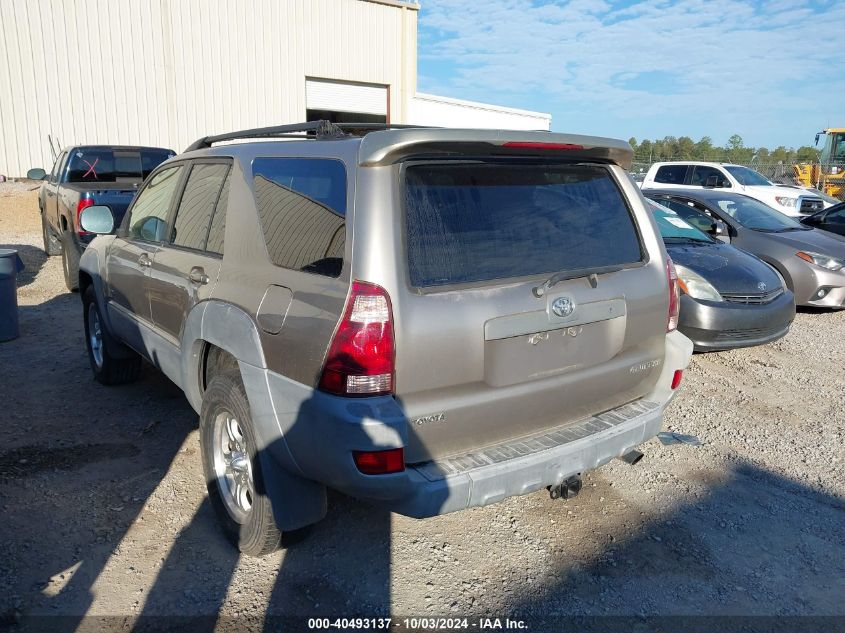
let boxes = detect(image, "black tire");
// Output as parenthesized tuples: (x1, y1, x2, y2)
(61, 233, 80, 292)
(41, 213, 61, 256)
(83, 286, 142, 385)
(200, 371, 282, 557)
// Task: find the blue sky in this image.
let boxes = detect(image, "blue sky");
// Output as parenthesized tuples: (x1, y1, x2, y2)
(416, 0, 845, 149)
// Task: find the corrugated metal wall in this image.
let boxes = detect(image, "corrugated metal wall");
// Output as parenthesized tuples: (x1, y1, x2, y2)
(0, 0, 417, 176)
(410, 93, 551, 131)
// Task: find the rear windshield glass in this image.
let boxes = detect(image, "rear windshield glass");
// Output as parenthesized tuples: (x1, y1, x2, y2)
(66, 148, 175, 183)
(404, 162, 643, 288)
(654, 164, 687, 184)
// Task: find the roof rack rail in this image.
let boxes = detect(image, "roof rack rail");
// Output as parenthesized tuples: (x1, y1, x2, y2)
(185, 120, 432, 152)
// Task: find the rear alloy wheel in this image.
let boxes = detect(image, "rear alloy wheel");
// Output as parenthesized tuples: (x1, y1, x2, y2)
(83, 286, 142, 385)
(213, 411, 255, 523)
(200, 371, 282, 556)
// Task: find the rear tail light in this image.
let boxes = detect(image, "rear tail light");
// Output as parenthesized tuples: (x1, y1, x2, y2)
(671, 370, 683, 390)
(75, 198, 94, 236)
(666, 258, 680, 332)
(353, 448, 405, 475)
(318, 280, 395, 397)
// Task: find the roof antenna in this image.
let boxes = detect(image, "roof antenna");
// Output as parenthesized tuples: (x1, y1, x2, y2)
(588, 273, 598, 288)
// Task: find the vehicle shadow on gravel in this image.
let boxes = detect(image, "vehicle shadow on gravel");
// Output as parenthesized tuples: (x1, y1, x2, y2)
(506, 461, 845, 620)
(131, 392, 446, 631)
(796, 306, 841, 315)
(0, 297, 197, 631)
(0, 243, 47, 287)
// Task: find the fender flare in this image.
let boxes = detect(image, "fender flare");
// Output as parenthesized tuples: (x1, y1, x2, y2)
(181, 300, 327, 531)
(180, 300, 267, 413)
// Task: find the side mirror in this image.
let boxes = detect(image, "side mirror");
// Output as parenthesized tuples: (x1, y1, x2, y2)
(79, 205, 115, 234)
(27, 168, 47, 180)
(704, 175, 719, 188)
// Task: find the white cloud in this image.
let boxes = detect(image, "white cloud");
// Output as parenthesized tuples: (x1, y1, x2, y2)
(417, 0, 845, 147)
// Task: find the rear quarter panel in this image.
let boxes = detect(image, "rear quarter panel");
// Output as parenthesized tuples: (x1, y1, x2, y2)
(205, 146, 356, 386)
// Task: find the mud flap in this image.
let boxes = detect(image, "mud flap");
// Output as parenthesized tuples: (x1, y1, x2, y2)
(238, 361, 328, 532)
(255, 446, 327, 532)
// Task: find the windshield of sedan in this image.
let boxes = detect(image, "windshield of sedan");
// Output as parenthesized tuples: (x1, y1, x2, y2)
(647, 200, 713, 242)
(711, 195, 811, 232)
(724, 166, 772, 187)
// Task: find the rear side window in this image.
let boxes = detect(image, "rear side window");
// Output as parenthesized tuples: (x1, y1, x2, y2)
(654, 164, 688, 184)
(251, 158, 346, 277)
(691, 165, 730, 187)
(404, 162, 643, 288)
(171, 163, 230, 251)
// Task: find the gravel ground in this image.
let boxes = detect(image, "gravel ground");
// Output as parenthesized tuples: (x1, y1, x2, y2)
(1, 183, 843, 629)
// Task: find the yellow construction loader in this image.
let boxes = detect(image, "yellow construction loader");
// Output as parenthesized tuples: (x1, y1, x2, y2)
(793, 128, 845, 200)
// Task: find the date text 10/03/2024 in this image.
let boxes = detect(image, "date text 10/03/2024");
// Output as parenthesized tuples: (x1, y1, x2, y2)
(307, 618, 528, 630)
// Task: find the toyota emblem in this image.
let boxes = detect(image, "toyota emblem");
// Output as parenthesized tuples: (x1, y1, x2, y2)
(551, 297, 575, 318)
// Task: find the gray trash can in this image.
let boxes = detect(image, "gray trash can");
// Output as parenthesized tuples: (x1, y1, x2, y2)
(0, 248, 25, 342)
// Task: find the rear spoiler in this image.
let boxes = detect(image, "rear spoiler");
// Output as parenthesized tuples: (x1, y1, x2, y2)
(357, 129, 634, 169)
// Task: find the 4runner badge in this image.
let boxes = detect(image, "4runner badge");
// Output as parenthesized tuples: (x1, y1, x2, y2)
(630, 359, 661, 374)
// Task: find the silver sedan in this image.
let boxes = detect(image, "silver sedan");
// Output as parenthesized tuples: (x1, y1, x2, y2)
(644, 188, 845, 308)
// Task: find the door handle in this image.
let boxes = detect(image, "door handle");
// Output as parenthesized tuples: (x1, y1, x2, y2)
(188, 267, 209, 285)
(138, 253, 152, 267)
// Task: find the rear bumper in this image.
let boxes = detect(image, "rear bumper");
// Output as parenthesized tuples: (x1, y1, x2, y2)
(243, 331, 693, 520)
(678, 290, 795, 351)
(390, 398, 664, 517)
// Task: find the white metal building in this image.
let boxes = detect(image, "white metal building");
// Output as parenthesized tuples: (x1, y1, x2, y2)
(0, 0, 550, 177)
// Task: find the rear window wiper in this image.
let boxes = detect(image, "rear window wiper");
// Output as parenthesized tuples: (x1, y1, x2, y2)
(533, 264, 626, 297)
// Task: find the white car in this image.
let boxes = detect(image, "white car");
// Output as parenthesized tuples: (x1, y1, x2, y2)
(641, 161, 827, 218)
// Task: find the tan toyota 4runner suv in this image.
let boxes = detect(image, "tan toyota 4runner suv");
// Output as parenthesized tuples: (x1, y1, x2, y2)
(77, 122, 693, 556)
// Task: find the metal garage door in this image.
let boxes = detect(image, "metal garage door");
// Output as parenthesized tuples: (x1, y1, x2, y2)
(306, 79, 388, 116)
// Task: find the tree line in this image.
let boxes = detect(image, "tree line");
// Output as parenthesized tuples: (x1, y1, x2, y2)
(629, 134, 820, 165)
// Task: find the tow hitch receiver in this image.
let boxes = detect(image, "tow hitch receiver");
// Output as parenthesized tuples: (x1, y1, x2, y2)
(548, 475, 582, 500)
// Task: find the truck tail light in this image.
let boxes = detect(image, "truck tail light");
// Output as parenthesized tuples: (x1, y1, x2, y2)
(667, 258, 680, 332)
(75, 198, 94, 236)
(318, 280, 395, 397)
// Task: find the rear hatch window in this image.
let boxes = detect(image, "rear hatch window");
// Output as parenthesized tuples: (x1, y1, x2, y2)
(404, 162, 643, 288)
